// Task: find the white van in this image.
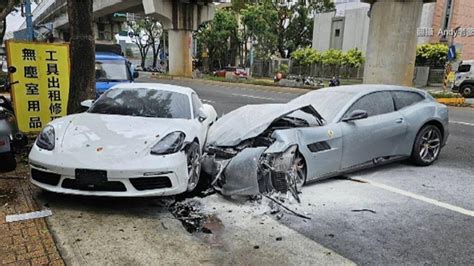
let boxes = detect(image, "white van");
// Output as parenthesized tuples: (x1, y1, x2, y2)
(452, 60, 474, 98)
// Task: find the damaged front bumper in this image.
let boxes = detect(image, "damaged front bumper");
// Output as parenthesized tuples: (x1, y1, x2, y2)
(202, 145, 301, 201)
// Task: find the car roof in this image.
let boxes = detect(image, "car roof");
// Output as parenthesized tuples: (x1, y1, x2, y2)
(96, 52, 126, 61)
(110, 83, 196, 96)
(315, 84, 426, 96)
(460, 60, 474, 65)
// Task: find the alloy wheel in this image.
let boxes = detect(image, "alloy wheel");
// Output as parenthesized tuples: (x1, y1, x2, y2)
(419, 128, 441, 164)
(186, 145, 201, 191)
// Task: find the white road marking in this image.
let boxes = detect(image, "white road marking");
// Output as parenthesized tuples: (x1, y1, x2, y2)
(450, 121, 474, 126)
(231, 93, 275, 101)
(350, 177, 474, 217)
(202, 99, 215, 103)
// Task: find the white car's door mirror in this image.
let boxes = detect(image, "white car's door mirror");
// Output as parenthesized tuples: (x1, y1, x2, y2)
(81, 99, 94, 108)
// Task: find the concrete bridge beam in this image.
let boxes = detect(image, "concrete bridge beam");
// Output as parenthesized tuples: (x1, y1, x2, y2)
(362, 0, 436, 86)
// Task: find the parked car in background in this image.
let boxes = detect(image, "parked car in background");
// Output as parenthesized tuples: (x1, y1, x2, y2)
(29, 83, 217, 197)
(213, 67, 248, 79)
(452, 60, 474, 98)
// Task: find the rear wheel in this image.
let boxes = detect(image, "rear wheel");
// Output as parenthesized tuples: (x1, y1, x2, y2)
(460, 84, 474, 98)
(410, 125, 442, 166)
(0, 151, 16, 172)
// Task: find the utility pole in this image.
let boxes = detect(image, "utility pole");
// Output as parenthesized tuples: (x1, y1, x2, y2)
(25, 0, 34, 41)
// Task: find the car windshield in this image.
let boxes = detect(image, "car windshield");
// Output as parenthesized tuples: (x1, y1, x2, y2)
(95, 60, 130, 81)
(89, 87, 192, 119)
(291, 90, 356, 122)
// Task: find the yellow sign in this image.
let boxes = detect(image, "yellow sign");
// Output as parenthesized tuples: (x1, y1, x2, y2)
(6, 41, 70, 133)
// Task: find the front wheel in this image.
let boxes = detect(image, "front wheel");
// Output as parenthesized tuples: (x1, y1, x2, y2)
(186, 142, 201, 192)
(410, 125, 442, 166)
(0, 151, 16, 172)
(460, 84, 474, 98)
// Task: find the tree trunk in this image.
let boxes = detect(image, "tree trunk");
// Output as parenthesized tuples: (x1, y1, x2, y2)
(67, 0, 95, 114)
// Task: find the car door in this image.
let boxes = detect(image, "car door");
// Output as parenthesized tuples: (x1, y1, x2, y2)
(339, 91, 408, 170)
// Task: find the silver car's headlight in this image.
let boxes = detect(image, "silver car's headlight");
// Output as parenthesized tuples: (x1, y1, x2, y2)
(36, 125, 55, 151)
(151, 131, 186, 155)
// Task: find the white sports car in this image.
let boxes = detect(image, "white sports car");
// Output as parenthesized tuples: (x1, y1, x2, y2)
(29, 83, 217, 196)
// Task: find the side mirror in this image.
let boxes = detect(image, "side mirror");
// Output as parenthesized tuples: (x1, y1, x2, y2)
(342, 110, 368, 122)
(80, 99, 94, 108)
(133, 71, 139, 79)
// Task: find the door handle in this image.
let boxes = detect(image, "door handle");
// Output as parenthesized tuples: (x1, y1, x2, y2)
(395, 118, 404, 123)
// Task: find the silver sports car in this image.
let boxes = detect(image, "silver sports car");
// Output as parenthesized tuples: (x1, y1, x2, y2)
(202, 85, 449, 200)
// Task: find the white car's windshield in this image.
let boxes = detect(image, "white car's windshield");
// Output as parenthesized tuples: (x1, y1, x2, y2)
(89, 87, 191, 119)
(95, 60, 130, 81)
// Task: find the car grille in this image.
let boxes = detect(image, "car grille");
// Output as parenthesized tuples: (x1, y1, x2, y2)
(31, 169, 61, 186)
(61, 178, 126, 192)
(130, 176, 172, 191)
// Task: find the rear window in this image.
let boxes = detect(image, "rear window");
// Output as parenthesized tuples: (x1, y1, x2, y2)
(458, 64, 471, 73)
(392, 91, 425, 110)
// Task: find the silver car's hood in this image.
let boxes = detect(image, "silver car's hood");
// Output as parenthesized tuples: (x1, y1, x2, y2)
(208, 103, 321, 147)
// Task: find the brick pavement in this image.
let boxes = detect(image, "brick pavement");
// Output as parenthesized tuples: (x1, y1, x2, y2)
(0, 166, 63, 266)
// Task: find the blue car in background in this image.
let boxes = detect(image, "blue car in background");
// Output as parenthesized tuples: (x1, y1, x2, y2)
(95, 51, 139, 98)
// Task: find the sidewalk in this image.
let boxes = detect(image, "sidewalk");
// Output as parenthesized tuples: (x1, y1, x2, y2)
(0, 164, 63, 265)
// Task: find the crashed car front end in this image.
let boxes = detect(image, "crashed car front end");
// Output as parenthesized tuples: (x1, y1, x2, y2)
(202, 104, 324, 201)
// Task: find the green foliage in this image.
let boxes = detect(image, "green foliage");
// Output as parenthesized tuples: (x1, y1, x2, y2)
(321, 49, 344, 66)
(416, 43, 449, 68)
(196, 9, 240, 68)
(277, 64, 289, 75)
(291, 47, 321, 66)
(342, 48, 364, 68)
(241, 2, 279, 60)
(429, 91, 462, 98)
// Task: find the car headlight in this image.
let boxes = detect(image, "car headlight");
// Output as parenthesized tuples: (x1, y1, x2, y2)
(36, 125, 55, 151)
(151, 131, 186, 155)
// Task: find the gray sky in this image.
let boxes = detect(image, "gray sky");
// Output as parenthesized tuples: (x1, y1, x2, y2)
(5, 3, 38, 34)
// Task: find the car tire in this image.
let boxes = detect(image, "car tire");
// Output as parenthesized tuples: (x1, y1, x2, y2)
(410, 125, 442, 166)
(185, 142, 202, 193)
(460, 84, 474, 98)
(0, 151, 16, 172)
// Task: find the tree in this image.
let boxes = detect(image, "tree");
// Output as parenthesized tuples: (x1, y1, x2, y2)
(0, 0, 20, 43)
(342, 48, 364, 68)
(241, 2, 278, 60)
(127, 20, 151, 68)
(241, 0, 335, 60)
(321, 49, 344, 75)
(67, 0, 95, 114)
(141, 18, 162, 68)
(291, 47, 321, 66)
(196, 9, 240, 69)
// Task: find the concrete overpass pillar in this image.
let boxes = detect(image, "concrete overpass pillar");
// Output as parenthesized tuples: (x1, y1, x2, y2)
(168, 30, 193, 76)
(143, 0, 216, 77)
(362, 0, 435, 86)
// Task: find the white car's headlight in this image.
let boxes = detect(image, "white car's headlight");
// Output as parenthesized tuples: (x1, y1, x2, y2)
(151, 131, 186, 155)
(36, 125, 55, 151)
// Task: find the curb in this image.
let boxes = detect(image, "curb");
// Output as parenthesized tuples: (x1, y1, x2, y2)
(436, 97, 465, 105)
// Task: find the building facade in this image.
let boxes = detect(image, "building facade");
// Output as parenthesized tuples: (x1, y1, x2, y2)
(313, 0, 474, 60)
(427, 0, 474, 60)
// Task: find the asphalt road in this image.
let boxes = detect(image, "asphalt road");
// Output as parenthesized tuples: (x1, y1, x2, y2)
(142, 77, 474, 264)
(29, 77, 473, 265)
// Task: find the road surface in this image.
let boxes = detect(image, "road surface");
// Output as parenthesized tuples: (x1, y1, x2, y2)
(35, 78, 473, 265)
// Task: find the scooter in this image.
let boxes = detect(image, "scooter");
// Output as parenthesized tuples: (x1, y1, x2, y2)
(0, 68, 25, 171)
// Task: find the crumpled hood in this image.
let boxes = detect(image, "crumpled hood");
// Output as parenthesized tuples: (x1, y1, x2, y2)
(208, 103, 316, 147)
(54, 113, 191, 164)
